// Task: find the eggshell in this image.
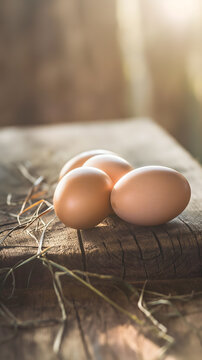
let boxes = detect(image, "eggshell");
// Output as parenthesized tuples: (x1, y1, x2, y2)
(111, 166, 191, 226)
(54, 167, 113, 229)
(59, 149, 114, 180)
(83, 154, 133, 184)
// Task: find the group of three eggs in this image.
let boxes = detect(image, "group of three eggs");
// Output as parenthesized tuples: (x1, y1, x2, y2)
(53, 149, 191, 229)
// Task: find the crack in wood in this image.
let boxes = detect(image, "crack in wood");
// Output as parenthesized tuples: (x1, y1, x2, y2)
(176, 234, 183, 256)
(126, 227, 149, 279)
(102, 241, 112, 259)
(117, 239, 126, 280)
(102, 240, 120, 261)
(126, 227, 143, 261)
(151, 230, 164, 260)
(77, 229, 87, 272)
(73, 299, 93, 360)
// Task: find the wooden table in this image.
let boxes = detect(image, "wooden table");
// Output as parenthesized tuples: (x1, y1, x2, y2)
(0, 118, 202, 360)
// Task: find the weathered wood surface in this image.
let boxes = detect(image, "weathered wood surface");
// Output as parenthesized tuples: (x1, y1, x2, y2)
(2, 278, 202, 360)
(1, 118, 202, 283)
(1, 118, 202, 282)
(1, 118, 202, 360)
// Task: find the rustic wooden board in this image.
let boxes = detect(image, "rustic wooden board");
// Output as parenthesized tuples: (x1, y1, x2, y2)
(1, 118, 202, 284)
(1, 118, 202, 360)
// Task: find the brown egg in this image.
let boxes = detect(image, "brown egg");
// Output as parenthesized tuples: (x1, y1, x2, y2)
(59, 149, 114, 180)
(83, 154, 133, 185)
(111, 166, 191, 226)
(54, 167, 113, 229)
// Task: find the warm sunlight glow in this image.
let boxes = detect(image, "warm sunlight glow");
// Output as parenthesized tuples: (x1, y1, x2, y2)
(159, 0, 199, 27)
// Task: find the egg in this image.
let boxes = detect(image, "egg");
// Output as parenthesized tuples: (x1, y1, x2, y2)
(54, 167, 113, 229)
(59, 149, 114, 180)
(111, 166, 191, 226)
(83, 154, 133, 184)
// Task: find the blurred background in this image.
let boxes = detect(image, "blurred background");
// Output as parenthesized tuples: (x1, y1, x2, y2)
(0, 0, 202, 161)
